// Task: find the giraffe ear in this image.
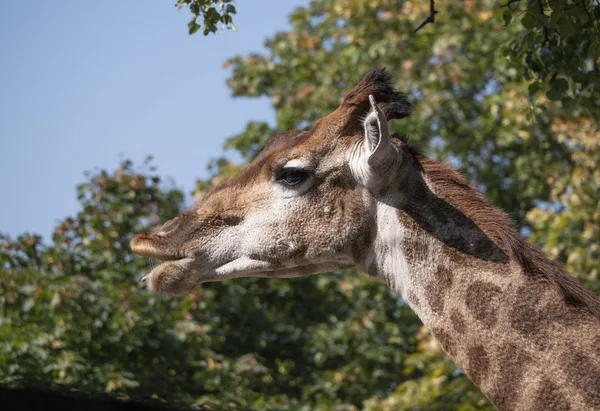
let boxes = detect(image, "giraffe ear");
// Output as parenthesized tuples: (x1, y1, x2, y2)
(364, 95, 395, 167)
(349, 95, 399, 187)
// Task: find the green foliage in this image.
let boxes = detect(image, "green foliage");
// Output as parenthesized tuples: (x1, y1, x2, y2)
(176, 0, 237, 35)
(502, 0, 600, 112)
(1, 0, 599, 409)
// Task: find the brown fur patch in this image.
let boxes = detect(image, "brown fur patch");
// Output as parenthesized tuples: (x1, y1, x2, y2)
(465, 281, 502, 329)
(564, 351, 600, 408)
(402, 238, 429, 263)
(531, 379, 571, 411)
(424, 266, 453, 314)
(351, 225, 372, 265)
(509, 280, 548, 337)
(407, 291, 420, 309)
(450, 310, 466, 334)
(431, 327, 456, 357)
(415, 156, 600, 320)
(466, 344, 489, 386)
(510, 277, 593, 344)
(441, 243, 470, 266)
(488, 343, 531, 410)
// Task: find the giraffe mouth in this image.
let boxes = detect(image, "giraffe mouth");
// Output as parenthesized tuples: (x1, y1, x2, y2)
(137, 253, 354, 296)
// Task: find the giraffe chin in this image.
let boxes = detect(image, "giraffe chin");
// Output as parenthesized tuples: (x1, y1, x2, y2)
(143, 256, 353, 296)
(141, 261, 259, 296)
(142, 257, 202, 296)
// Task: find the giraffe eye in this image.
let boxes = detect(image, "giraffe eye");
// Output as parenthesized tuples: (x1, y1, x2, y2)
(276, 168, 310, 187)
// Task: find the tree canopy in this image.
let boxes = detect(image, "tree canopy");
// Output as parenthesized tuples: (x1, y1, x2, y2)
(1, 0, 599, 409)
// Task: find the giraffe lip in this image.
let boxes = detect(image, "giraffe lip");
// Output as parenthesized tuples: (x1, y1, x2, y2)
(141, 257, 201, 293)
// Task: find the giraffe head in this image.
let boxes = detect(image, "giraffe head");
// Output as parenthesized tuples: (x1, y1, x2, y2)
(130, 69, 412, 295)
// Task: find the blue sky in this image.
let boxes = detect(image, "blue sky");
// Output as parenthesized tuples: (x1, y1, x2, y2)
(0, 1, 308, 240)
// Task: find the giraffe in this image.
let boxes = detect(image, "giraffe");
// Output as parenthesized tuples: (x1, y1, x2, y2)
(130, 69, 600, 410)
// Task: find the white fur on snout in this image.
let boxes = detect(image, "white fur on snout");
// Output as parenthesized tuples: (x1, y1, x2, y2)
(199, 196, 293, 278)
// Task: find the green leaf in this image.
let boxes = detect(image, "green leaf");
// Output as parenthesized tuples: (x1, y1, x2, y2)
(557, 15, 577, 37)
(188, 18, 201, 35)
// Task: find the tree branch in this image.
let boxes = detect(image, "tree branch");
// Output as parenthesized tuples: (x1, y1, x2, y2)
(414, 0, 438, 33)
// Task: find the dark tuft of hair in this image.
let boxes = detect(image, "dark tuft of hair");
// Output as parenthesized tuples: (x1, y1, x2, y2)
(343, 68, 413, 120)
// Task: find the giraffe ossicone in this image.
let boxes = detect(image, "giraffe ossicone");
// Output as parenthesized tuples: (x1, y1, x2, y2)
(131, 68, 600, 410)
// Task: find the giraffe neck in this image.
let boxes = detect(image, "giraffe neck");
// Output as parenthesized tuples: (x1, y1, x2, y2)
(361, 173, 600, 411)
